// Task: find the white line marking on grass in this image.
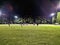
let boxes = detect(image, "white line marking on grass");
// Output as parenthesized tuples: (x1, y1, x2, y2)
(0, 24, 60, 27)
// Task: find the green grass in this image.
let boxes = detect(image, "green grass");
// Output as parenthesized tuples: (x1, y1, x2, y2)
(0, 24, 60, 45)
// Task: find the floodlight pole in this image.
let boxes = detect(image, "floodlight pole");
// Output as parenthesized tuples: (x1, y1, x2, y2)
(54, 7, 58, 23)
(0, 11, 2, 24)
(54, 12, 57, 23)
(1, 15, 2, 23)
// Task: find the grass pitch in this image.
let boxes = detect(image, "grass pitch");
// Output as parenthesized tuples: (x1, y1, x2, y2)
(0, 24, 60, 45)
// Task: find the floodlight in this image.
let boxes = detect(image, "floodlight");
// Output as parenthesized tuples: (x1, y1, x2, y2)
(14, 16, 18, 19)
(50, 13, 55, 17)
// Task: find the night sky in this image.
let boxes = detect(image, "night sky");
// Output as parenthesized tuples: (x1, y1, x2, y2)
(0, 0, 60, 18)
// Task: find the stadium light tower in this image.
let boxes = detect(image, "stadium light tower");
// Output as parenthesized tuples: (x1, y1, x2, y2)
(50, 13, 56, 24)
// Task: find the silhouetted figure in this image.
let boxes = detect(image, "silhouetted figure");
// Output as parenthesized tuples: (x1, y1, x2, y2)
(33, 23, 35, 25)
(21, 23, 23, 27)
(8, 21, 10, 27)
(37, 23, 39, 26)
(8, 23, 10, 27)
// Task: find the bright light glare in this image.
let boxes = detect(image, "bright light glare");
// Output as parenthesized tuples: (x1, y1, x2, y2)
(57, 2, 60, 9)
(50, 13, 55, 17)
(0, 11, 2, 16)
(14, 16, 18, 19)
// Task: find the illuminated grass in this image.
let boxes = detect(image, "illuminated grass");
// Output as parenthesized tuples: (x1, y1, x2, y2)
(0, 24, 60, 45)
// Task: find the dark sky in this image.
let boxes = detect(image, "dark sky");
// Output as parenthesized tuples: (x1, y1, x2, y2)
(0, 0, 59, 18)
